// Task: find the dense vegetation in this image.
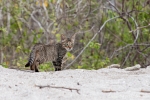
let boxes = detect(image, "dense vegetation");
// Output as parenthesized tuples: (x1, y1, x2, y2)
(0, 0, 150, 71)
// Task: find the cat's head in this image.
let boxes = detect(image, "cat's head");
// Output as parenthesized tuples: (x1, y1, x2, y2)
(61, 33, 77, 51)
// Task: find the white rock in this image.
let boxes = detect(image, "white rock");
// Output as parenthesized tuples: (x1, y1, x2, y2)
(146, 65, 150, 69)
(107, 64, 120, 69)
(125, 64, 141, 71)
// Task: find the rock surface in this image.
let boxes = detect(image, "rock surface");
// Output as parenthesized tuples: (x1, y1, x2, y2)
(125, 64, 141, 71)
(0, 65, 150, 100)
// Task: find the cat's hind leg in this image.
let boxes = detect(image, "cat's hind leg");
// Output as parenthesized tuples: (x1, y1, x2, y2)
(35, 61, 39, 72)
(30, 63, 35, 70)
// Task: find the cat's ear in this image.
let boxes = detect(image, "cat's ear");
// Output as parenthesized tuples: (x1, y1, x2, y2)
(71, 33, 77, 43)
(61, 34, 66, 41)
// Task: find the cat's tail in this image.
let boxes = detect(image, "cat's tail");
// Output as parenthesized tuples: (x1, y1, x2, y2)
(25, 62, 30, 67)
(25, 50, 36, 67)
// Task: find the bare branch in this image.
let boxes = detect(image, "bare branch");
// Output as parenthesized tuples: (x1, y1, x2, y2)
(23, 7, 46, 33)
(6, 0, 11, 35)
(108, 0, 120, 14)
(108, 1, 136, 41)
(110, 43, 150, 59)
(64, 16, 119, 69)
(129, 15, 139, 44)
(30, 11, 45, 33)
(129, 24, 150, 33)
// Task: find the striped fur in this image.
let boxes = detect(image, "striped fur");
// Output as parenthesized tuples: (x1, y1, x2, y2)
(25, 34, 76, 72)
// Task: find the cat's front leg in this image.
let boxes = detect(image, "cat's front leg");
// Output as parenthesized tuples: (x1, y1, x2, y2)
(52, 61, 61, 71)
(55, 66, 61, 71)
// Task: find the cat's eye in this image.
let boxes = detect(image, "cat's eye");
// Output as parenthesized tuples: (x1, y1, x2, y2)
(64, 44, 68, 47)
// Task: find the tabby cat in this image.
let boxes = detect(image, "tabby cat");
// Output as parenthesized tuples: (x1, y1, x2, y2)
(25, 34, 76, 72)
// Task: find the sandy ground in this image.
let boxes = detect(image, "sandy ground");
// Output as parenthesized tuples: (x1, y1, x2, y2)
(0, 65, 150, 100)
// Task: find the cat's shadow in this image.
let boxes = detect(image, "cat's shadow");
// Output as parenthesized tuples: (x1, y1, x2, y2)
(8, 67, 38, 73)
(8, 67, 56, 73)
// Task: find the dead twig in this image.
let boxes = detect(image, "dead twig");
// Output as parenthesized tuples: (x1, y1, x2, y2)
(141, 89, 150, 93)
(35, 85, 80, 94)
(102, 89, 116, 93)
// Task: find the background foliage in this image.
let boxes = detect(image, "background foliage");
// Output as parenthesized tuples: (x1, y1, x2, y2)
(0, 0, 150, 71)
